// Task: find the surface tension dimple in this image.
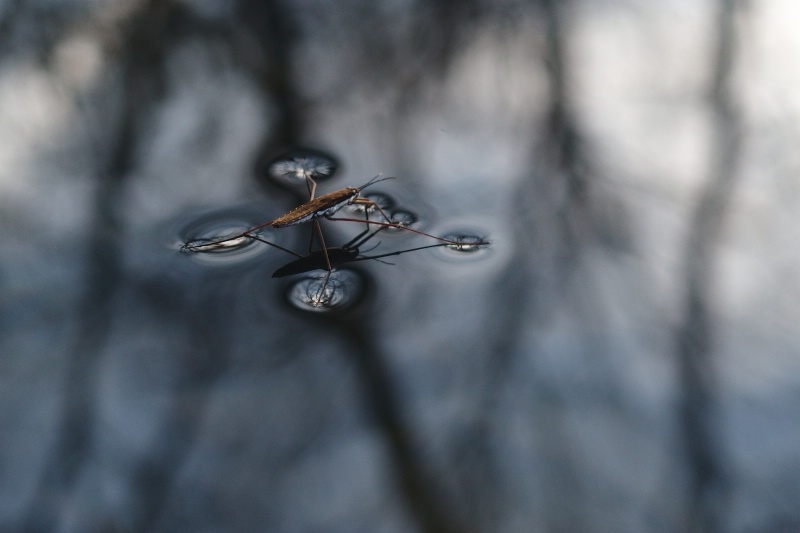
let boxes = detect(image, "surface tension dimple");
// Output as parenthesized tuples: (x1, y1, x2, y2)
(285, 270, 365, 312)
(434, 231, 492, 262)
(347, 192, 394, 214)
(385, 209, 419, 231)
(177, 211, 282, 265)
(266, 149, 337, 188)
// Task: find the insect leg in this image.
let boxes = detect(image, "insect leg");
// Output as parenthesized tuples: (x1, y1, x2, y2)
(342, 223, 389, 255)
(310, 269, 334, 308)
(313, 220, 333, 272)
(182, 231, 303, 258)
(245, 233, 304, 257)
(325, 216, 485, 246)
(350, 197, 394, 224)
(305, 175, 318, 200)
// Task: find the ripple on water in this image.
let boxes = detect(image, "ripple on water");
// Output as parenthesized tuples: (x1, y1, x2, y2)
(177, 209, 283, 266)
(346, 191, 395, 215)
(264, 149, 338, 190)
(386, 209, 419, 231)
(285, 269, 365, 312)
(435, 230, 492, 262)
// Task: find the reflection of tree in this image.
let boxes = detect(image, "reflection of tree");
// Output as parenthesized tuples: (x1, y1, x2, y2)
(677, 1, 744, 532)
(21, 2, 183, 532)
(0, 0, 764, 532)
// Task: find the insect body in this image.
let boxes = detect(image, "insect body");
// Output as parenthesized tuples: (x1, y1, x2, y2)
(270, 175, 393, 228)
(182, 175, 397, 256)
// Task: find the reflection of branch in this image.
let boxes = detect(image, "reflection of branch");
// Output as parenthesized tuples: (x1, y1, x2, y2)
(0, 0, 76, 59)
(21, 2, 182, 531)
(677, 1, 743, 531)
(234, 0, 306, 171)
(536, 0, 619, 275)
(540, 0, 586, 206)
(324, 315, 467, 533)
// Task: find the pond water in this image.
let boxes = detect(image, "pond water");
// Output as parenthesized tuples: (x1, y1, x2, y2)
(1, 2, 799, 533)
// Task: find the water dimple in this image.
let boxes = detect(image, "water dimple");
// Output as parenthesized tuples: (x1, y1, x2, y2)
(182, 231, 251, 254)
(285, 269, 365, 312)
(347, 192, 394, 214)
(386, 209, 419, 231)
(266, 149, 337, 189)
(436, 231, 491, 261)
(177, 211, 281, 266)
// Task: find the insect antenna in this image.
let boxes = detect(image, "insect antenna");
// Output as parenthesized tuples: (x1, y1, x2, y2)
(357, 174, 395, 192)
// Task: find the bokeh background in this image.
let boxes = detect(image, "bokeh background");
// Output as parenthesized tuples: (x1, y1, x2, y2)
(1, 0, 799, 532)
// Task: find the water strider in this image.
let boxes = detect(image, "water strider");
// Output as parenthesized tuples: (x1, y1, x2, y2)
(183, 175, 389, 254)
(272, 175, 394, 226)
(182, 173, 491, 308)
(183, 175, 487, 255)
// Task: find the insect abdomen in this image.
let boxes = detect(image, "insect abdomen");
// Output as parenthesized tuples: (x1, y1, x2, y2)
(270, 189, 357, 228)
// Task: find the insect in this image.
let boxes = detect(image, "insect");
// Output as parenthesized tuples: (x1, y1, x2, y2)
(184, 175, 392, 256)
(182, 175, 490, 307)
(272, 175, 394, 227)
(183, 175, 479, 256)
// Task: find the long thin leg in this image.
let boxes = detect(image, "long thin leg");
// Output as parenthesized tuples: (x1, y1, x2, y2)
(306, 224, 318, 254)
(310, 220, 335, 307)
(246, 234, 304, 257)
(186, 175, 319, 253)
(306, 176, 317, 200)
(345, 224, 387, 252)
(183, 231, 303, 258)
(342, 201, 382, 251)
(304, 174, 321, 251)
(354, 241, 453, 263)
(311, 269, 334, 307)
(324, 216, 488, 247)
(313, 220, 333, 272)
(351, 197, 394, 224)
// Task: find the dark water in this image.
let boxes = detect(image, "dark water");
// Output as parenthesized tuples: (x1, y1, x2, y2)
(1, 1, 799, 533)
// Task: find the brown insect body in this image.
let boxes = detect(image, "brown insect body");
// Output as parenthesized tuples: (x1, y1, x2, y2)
(270, 187, 360, 228)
